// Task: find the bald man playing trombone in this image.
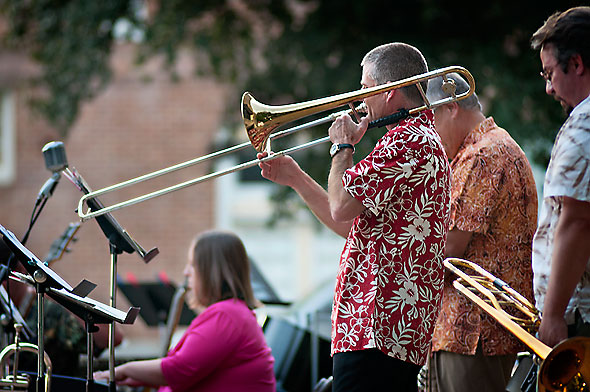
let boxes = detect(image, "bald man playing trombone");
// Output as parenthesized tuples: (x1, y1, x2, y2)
(258, 42, 452, 392)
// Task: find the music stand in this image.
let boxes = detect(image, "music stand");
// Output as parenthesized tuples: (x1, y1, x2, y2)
(46, 287, 139, 392)
(2, 224, 140, 392)
(66, 168, 158, 392)
(1, 225, 74, 392)
(117, 281, 195, 327)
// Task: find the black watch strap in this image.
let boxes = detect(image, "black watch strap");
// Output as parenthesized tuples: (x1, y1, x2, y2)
(330, 143, 355, 158)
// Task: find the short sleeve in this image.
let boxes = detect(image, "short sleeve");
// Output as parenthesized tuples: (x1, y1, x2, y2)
(160, 309, 241, 391)
(544, 114, 590, 202)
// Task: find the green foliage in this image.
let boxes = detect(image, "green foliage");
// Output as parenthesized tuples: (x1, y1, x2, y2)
(0, 0, 584, 217)
(235, 0, 582, 220)
(1, 0, 138, 136)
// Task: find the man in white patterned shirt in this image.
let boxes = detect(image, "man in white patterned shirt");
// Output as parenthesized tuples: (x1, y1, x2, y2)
(530, 6, 590, 347)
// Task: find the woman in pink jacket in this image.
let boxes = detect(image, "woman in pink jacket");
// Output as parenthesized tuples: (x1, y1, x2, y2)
(95, 230, 276, 392)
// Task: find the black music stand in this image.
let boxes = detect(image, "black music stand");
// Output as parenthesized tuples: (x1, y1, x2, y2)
(67, 169, 158, 392)
(2, 224, 140, 392)
(117, 281, 195, 327)
(249, 258, 288, 306)
(1, 225, 76, 392)
(46, 287, 139, 392)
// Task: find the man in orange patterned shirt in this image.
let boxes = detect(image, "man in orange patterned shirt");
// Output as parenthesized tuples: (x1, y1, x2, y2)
(424, 73, 538, 392)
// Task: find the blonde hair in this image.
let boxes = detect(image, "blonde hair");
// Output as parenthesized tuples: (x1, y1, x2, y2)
(190, 230, 258, 309)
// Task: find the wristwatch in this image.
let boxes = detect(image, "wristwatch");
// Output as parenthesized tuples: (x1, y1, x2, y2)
(330, 143, 355, 158)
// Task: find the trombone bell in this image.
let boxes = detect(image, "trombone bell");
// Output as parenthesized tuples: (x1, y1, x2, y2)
(539, 337, 590, 392)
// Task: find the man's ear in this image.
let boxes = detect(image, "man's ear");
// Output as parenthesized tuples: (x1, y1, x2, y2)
(570, 53, 585, 76)
(385, 87, 397, 102)
(447, 102, 460, 118)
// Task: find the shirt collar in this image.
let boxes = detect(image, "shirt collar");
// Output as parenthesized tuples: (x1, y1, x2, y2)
(459, 116, 496, 150)
(570, 92, 590, 118)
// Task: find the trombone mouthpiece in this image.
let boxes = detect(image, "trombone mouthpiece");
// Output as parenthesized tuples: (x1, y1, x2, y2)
(441, 78, 457, 97)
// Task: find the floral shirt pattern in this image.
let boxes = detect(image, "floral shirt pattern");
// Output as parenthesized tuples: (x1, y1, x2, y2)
(333, 110, 451, 366)
(431, 117, 538, 356)
(533, 94, 590, 324)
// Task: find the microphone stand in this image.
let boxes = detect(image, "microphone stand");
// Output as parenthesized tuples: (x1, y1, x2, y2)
(0, 188, 51, 286)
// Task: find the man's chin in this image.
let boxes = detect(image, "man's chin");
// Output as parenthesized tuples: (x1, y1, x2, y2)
(555, 97, 573, 115)
(560, 100, 573, 115)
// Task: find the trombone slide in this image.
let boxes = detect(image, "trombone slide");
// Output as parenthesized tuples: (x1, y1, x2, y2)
(445, 259, 550, 358)
(77, 66, 476, 221)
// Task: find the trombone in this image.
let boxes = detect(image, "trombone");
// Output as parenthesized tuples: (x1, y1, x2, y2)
(77, 65, 475, 222)
(0, 324, 52, 391)
(445, 258, 590, 392)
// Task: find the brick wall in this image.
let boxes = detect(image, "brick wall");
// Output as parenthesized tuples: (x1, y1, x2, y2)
(0, 43, 230, 341)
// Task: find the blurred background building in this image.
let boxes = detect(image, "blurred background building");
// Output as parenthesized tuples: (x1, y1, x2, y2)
(0, 39, 344, 341)
(0, 1, 585, 389)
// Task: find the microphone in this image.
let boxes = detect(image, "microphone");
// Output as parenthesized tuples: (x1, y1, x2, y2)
(42, 141, 68, 172)
(36, 141, 69, 205)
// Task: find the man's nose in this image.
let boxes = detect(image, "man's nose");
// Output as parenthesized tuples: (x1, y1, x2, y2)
(545, 80, 554, 95)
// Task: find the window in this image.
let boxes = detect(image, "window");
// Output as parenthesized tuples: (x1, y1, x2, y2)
(0, 91, 16, 185)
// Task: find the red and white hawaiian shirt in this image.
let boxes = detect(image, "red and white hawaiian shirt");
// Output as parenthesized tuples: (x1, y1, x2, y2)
(333, 110, 451, 366)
